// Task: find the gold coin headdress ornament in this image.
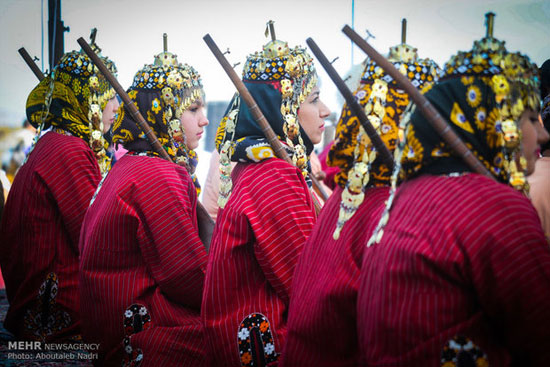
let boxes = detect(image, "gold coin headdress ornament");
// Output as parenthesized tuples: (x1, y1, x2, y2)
(25, 28, 117, 175)
(366, 12, 541, 247)
(331, 19, 441, 239)
(216, 21, 318, 208)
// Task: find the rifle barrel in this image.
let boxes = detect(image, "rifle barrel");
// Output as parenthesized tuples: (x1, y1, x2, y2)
(18, 47, 44, 81)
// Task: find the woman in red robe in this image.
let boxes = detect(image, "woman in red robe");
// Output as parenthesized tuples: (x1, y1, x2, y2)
(79, 50, 209, 366)
(201, 32, 330, 366)
(357, 18, 550, 366)
(280, 38, 440, 367)
(0, 45, 117, 342)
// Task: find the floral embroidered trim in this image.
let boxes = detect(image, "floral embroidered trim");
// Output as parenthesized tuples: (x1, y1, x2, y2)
(23, 272, 71, 342)
(238, 313, 278, 367)
(441, 335, 489, 367)
(122, 304, 151, 367)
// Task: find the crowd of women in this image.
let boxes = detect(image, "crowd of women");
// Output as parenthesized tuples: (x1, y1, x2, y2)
(0, 12, 549, 367)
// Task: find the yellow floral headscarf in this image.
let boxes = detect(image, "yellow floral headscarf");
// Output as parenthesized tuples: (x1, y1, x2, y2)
(25, 50, 117, 173)
(328, 42, 440, 239)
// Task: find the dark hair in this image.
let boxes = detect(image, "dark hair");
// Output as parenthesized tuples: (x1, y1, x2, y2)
(542, 110, 550, 154)
(0, 177, 4, 222)
(541, 59, 550, 99)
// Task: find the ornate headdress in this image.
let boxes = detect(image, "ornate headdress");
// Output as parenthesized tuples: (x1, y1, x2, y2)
(25, 29, 117, 174)
(215, 21, 319, 208)
(329, 20, 441, 239)
(367, 12, 541, 246)
(111, 34, 204, 190)
(400, 12, 540, 192)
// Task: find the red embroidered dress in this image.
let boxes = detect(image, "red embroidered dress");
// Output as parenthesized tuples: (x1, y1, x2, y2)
(280, 185, 389, 367)
(357, 174, 550, 366)
(0, 131, 101, 342)
(201, 158, 316, 366)
(79, 154, 207, 366)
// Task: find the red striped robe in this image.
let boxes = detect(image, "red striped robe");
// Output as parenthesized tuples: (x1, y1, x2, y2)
(280, 185, 389, 367)
(0, 131, 101, 342)
(358, 174, 550, 366)
(79, 154, 207, 367)
(201, 158, 316, 366)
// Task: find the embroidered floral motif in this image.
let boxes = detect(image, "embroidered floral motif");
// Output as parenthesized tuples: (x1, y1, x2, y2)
(23, 272, 72, 342)
(440, 335, 489, 367)
(450, 103, 474, 134)
(466, 85, 482, 108)
(485, 107, 504, 149)
(151, 98, 162, 114)
(474, 107, 487, 130)
(122, 304, 151, 367)
(238, 313, 278, 366)
(245, 143, 276, 162)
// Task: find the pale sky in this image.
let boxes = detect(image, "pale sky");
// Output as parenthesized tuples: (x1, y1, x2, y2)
(1, 0, 549, 127)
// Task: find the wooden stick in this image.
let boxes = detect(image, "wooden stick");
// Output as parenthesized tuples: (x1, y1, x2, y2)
(19, 47, 45, 81)
(342, 25, 496, 180)
(77, 36, 215, 250)
(306, 37, 394, 170)
(203, 33, 329, 206)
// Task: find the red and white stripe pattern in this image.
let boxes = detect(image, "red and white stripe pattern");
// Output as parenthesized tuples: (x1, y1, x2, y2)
(280, 185, 389, 367)
(358, 174, 550, 366)
(201, 158, 316, 366)
(0, 131, 101, 341)
(79, 154, 208, 366)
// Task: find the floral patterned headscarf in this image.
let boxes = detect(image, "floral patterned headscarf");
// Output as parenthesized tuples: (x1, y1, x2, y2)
(328, 41, 440, 239)
(26, 49, 117, 173)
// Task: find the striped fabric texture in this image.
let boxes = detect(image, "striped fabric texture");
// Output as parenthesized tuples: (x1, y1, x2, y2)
(357, 174, 550, 366)
(280, 185, 390, 367)
(0, 131, 101, 342)
(79, 154, 207, 366)
(201, 158, 316, 366)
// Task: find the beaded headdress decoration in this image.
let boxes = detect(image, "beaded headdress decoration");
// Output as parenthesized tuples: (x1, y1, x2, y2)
(216, 21, 318, 208)
(332, 20, 440, 239)
(112, 34, 204, 172)
(366, 12, 540, 246)
(25, 28, 117, 174)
